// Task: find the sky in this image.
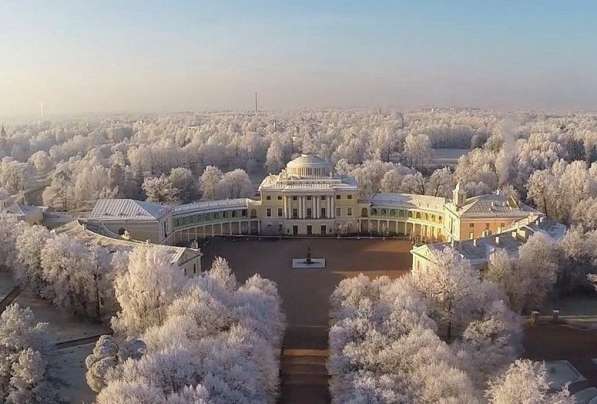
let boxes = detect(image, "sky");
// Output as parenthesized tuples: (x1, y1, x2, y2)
(1, 0, 597, 117)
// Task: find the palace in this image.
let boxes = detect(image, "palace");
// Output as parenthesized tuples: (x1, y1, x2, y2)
(83, 153, 551, 269)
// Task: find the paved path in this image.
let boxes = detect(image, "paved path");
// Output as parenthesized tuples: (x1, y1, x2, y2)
(280, 348, 329, 404)
(201, 238, 413, 404)
(0, 286, 22, 313)
(55, 333, 109, 350)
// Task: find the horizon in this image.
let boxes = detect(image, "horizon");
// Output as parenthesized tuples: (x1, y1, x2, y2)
(1, 1, 597, 118)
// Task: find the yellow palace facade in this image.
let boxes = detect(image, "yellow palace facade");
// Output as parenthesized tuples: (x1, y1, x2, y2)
(86, 154, 540, 246)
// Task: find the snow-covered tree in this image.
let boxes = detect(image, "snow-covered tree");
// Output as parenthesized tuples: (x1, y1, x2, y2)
(199, 165, 223, 201)
(404, 133, 432, 170)
(265, 136, 285, 174)
(0, 215, 26, 271)
(486, 360, 573, 404)
(15, 225, 52, 291)
(215, 168, 253, 199)
(168, 167, 196, 203)
(0, 304, 55, 404)
(111, 244, 186, 336)
(142, 175, 179, 203)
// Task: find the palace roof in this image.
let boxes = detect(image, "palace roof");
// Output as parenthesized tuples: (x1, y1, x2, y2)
(370, 193, 446, 212)
(174, 198, 252, 215)
(89, 199, 171, 221)
(450, 192, 536, 218)
(259, 174, 358, 192)
(412, 216, 566, 268)
(286, 154, 331, 170)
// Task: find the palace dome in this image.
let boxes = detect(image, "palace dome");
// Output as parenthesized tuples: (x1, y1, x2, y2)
(286, 154, 332, 178)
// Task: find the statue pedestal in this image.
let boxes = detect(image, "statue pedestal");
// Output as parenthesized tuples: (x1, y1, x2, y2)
(292, 258, 326, 269)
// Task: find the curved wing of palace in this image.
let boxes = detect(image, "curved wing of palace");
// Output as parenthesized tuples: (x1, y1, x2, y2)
(81, 154, 566, 272)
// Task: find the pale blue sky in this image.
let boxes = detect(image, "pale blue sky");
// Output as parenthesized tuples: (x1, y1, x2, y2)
(1, 0, 596, 116)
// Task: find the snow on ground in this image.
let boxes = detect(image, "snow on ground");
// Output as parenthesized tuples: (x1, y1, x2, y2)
(12, 288, 110, 403)
(0, 271, 16, 300)
(14, 288, 110, 341)
(49, 344, 97, 404)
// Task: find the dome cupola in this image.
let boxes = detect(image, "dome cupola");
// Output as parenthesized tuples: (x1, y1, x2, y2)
(286, 154, 332, 178)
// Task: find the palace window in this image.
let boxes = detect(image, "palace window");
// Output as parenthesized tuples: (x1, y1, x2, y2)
(266, 195, 271, 200)
(408, 211, 413, 218)
(232, 210, 237, 218)
(278, 196, 282, 200)
(292, 209, 298, 218)
(347, 194, 353, 199)
(336, 195, 341, 200)
(372, 208, 378, 215)
(277, 208, 283, 217)
(321, 208, 326, 218)
(307, 196, 312, 200)
(381, 209, 387, 216)
(292, 196, 297, 201)
(306, 208, 312, 218)
(347, 208, 352, 216)
(390, 209, 396, 216)
(242, 209, 247, 217)
(266, 208, 271, 217)
(336, 207, 341, 216)
(320, 196, 326, 200)
(416, 212, 421, 219)
(469, 223, 474, 228)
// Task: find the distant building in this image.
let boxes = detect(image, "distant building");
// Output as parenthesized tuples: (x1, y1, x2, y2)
(0, 191, 44, 225)
(63, 221, 202, 276)
(86, 199, 173, 244)
(411, 215, 566, 272)
(85, 154, 546, 251)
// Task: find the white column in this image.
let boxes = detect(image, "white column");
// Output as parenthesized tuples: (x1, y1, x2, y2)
(283, 195, 287, 219)
(312, 196, 317, 219)
(298, 197, 303, 219)
(327, 197, 331, 219)
(331, 195, 335, 218)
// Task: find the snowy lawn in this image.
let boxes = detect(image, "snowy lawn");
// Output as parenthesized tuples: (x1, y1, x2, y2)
(14, 288, 110, 342)
(49, 344, 97, 404)
(545, 360, 586, 389)
(0, 271, 16, 300)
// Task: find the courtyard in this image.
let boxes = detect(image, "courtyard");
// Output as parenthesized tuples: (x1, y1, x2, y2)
(201, 237, 413, 345)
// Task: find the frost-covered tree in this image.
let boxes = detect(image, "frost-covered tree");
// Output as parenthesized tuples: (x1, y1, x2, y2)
(215, 168, 253, 199)
(265, 136, 285, 174)
(168, 167, 196, 203)
(0, 304, 55, 404)
(28, 151, 53, 174)
(15, 225, 51, 291)
(486, 360, 573, 404)
(411, 247, 485, 340)
(0, 215, 27, 272)
(404, 133, 432, 170)
(40, 234, 106, 317)
(111, 244, 186, 336)
(142, 175, 179, 203)
(425, 167, 454, 197)
(199, 165, 223, 201)
(85, 335, 145, 393)
(98, 257, 284, 404)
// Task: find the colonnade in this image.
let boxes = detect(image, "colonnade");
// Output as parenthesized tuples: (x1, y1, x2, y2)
(283, 194, 336, 219)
